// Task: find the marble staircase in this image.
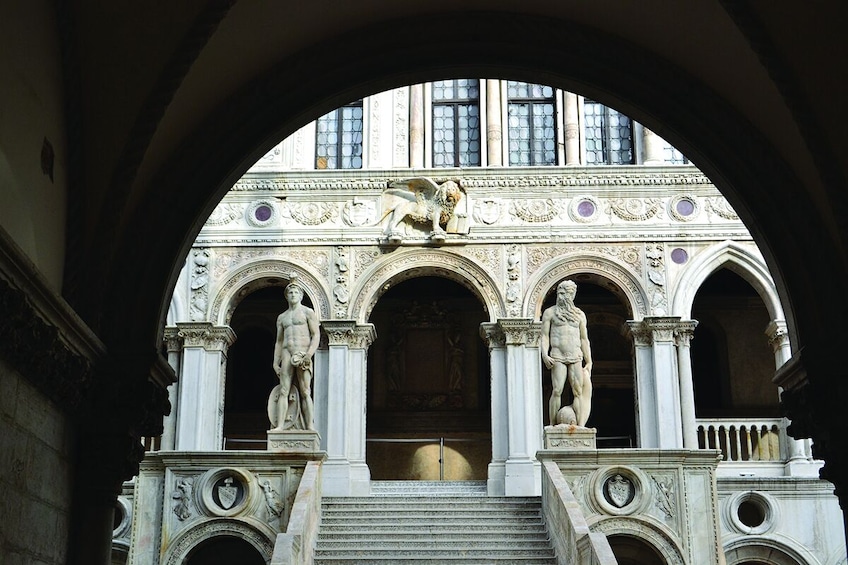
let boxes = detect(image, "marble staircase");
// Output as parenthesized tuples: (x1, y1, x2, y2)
(313, 481, 558, 564)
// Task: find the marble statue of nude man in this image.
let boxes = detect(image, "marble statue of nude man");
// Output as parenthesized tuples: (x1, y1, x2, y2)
(270, 280, 320, 431)
(541, 280, 593, 427)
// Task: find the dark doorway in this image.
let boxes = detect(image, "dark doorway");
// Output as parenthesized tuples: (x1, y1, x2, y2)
(607, 534, 666, 565)
(184, 536, 265, 565)
(366, 276, 491, 480)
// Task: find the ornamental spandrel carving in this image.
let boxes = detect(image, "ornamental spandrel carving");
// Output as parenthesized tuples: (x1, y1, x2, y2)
(509, 198, 562, 223)
(458, 247, 500, 275)
(284, 201, 339, 226)
(526, 245, 642, 277)
(606, 197, 663, 221)
(354, 249, 382, 278)
(189, 249, 210, 321)
(652, 474, 676, 519)
(212, 248, 331, 281)
(646, 243, 667, 315)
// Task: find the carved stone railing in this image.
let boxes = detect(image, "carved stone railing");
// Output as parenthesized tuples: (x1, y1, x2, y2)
(696, 418, 785, 462)
(270, 460, 323, 565)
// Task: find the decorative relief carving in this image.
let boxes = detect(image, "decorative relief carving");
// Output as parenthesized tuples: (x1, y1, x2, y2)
(189, 249, 210, 321)
(176, 324, 236, 350)
(394, 87, 409, 165)
(549, 438, 595, 448)
(605, 474, 635, 508)
(498, 319, 541, 346)
(652, 475, 676, 519)
(458, 247, 500, 275)
(459, 171, 710, 190)
(341, 198, 377, 227)
(163, 520, 274, 565)
(355, 249, 382, 279)
(705, 196, 740, 220)
(509, 199, 562, 222)
(245, 200, 278, 227)
(472, 198, 503, 225)
(606, 198, 663, 221)
(667, 194, 700, 222)
(206, 202, 244, 226)
(259, 478, 283, 526)
(506, 245, 522, 316)
(285, 201, 338, 225)
(646, 243, 668, 315)
(479, 323, 505, 349)
(333, 247, 350, 318)
(269, 439, 314, 450)
(370, 96, 381, 163)
(172, 477, 194, 521)
(568, 195, 602, 223)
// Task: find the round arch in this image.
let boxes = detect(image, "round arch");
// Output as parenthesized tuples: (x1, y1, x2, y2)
(349, 248, 506, 324)
(670, 240, 784, 321)
(524, 254, 648, 320)
(724, 535, 822, 565)
(161, 518, 275, 565)
(210, 259, 332, 326)
(590, 516, 687, 565)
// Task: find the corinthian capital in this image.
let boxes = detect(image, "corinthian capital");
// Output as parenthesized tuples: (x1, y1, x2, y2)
(322, 321, 376, 348)
(176, 322, 236, 351)
(496, 318, 542, 346)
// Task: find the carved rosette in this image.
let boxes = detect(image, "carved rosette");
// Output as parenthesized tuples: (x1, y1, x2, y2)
(285, 201, 338, 225)
(176, 323, 236, 351)
(607, 198, 663, 221)
(497, 319, 541, 346)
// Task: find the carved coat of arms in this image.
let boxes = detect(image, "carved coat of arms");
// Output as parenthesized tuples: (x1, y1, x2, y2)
(217, 477, 238, 510)
(607, 474, 633, 508)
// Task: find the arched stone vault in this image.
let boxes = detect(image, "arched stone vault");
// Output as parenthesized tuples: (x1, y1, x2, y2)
(671, 240, 785, 322)
(349, 248, 505, 324)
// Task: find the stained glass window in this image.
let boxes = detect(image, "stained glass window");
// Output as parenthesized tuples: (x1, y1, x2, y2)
(316, 100, 363, 169)
(432, 79, 481, 167)
(507, 81, 557, 166)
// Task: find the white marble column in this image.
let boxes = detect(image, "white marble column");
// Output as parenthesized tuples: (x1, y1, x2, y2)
(766, 320, 812, 469)
(160, 327, 183, 450)
(563, 92, 580, 166)
(481, 319, 543, 496)
(486, 79, 503, 166)
(641, 126, 665, 165)
(173, 322, 236, 451)
(627, 317, 683, 449)
(675, 321, 699, 449)
(319, 320, 376, 496)
(409, 84, 425, 168)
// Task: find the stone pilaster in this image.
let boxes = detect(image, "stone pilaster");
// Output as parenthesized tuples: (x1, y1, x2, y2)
(319, 321, 376, 496)
(173, 322, 235, 451)
(409, 84, 425, 168)
(160, 327, 183, 450)
(626, 317, 683, 449)
(484, 319, 543, 496)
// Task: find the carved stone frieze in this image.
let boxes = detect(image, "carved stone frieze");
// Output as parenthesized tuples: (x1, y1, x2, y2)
(705, 196, 740, 220)
(206, 202, 244, 226)
(394, 87, 409, 165)
(284, 201, 339, 225)
(458, 170, 711, 190)
(606, 197, 663, 221)
(509, 198, 562, 223)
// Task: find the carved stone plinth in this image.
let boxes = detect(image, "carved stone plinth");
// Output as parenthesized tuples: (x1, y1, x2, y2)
(544, 425, 597, 450)
(267, 429, 321, 453)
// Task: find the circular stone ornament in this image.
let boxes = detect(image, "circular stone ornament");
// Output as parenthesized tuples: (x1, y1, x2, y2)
(196, 467, 256, 517)
(725, 491, 778, 535)
(668, 195, 700, 222)
(246, 200, 278, 227)
(590, 465, 648, 516)
(568, 195, 601, 223)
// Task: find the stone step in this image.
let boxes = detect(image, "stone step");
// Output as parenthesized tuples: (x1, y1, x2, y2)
(323, 496, 540, 507)
(317, 537, 554, 549)
(314, 548, 557, 561)
(369, 480, 489, 496)
(319, 523, 548, 534)
(314, 558, 557, 565)
(320, 510, 544, 523)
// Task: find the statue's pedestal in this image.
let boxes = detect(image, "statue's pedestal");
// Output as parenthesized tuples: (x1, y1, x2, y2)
(267, 429, 321, 453)
(544, 425, 597, 450)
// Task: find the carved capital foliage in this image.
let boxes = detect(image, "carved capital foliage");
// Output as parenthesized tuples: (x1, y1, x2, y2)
(674, 320, 698, 347)
(322, 321, 376, 348)
(163, 326, 183, 353)
(496, 318, 541, 346)
(479, 322, 505, 349)
(765, 319, 789, 350)
(176, 322, 236, 350)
